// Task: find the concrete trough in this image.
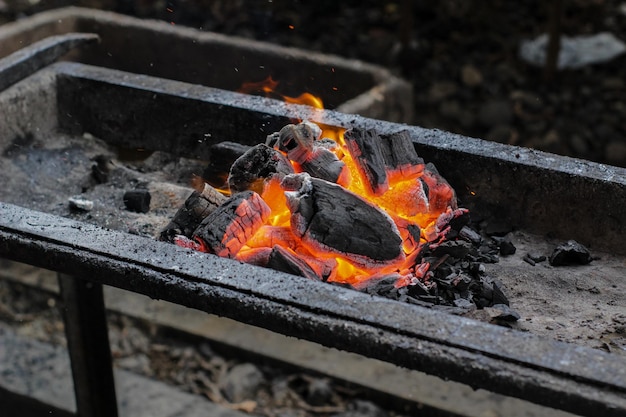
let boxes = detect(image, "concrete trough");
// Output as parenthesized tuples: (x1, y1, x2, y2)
(0, 7, 413, 123)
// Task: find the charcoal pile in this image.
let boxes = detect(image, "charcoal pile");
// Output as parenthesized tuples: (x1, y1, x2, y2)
(161, 121, 519, 321)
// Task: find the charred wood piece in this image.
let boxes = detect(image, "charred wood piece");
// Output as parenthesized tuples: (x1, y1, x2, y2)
(272, 122, 346, 184)
(228, 144, 294, 193)
(193, 191, 271, 258)
(266, 245, 322, 281)
(343, 127, 389, 195)
(379, 130, 424, 180)
(281, 173, 404, 268)
(160, 183, 227, 242)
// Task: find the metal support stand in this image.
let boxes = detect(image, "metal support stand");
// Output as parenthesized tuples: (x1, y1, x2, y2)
(58, 274, 118, 417)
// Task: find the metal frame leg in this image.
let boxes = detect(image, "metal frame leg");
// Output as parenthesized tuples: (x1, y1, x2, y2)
(58, 274, 118, 417)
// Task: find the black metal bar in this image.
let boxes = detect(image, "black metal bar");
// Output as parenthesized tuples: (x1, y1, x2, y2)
(58, 273, 118, 417)
(0, 33, 99, 92)
(0, 203, 624, 417)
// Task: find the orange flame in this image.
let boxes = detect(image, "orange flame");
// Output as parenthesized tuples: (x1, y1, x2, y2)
(238, 76, 324, 109)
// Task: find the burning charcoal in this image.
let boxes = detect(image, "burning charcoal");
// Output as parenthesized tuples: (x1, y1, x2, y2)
(228, 144, 294, 193)
(193, 191, 271, 258)
(422, 163, 458, 213)
(266, 245, 321, 281)
(281, 173, 404, 268)
(343, 127, 389, 195)
(498, 236, 517, 256)
(123, 189, 151, 213)
(160, 183, 227, 242)
(273, 122, 347, 184)
(68, 196, 94, 212)
(379, 130, 424, 181)
(549, 240, 593, 266)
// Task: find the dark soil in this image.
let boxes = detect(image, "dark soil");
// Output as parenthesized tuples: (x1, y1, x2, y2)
(2, 0, 625, 167)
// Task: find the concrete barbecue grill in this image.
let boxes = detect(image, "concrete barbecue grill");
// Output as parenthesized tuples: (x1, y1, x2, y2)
(0, 9, 625, 417)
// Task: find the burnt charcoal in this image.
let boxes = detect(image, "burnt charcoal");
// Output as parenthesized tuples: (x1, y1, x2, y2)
(343, 127, 389, 195)
(459, 225, 482, 246)
(522, 254, 536, 266)
(272, 122, 347, 184)
(498, 237, 517, 256)
(488, 304, 521, 322)
(228, 144, 294, 193)
(203, 141, 251, 181)
(193, 191, 271, 258)
(363, 275, 399, 296)
(160, 185, 227, 242)
(123, 189, 151, 213)
(481, 217, 513, 236)
(472, 276, 509, 308)
(431, 240, 472, 259)
(549, 240, 593, 266)
(267, 245, 321, 281)
(406, 279, 433, 298)
(282, 174, 403, 265)
(379, 130, 424, 177)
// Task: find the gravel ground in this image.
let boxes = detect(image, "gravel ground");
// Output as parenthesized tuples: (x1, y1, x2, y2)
(1, 0, 625, 167)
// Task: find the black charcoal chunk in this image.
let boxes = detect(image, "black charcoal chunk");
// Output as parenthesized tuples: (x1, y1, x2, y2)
(499, 237, 516, 256)
(549, 240, 593, 266)
(123, 189, 151, 213)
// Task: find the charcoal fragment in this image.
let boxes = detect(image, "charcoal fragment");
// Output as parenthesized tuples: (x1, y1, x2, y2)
(123, 189, 151, 213)
(499, 237, 516, 256)
(549, 240, 593, 266)
(522, 254, 536, 266)
(459, 225, 482, 246)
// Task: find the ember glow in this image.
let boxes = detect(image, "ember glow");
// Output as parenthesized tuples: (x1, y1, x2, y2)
(171, 83, 465, 289)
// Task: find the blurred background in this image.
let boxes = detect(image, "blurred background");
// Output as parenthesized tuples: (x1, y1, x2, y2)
(1, 0, 625, 168)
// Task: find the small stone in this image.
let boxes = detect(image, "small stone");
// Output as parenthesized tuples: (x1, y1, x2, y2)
(461, 64, 483, 87)
(219, 363, 264, 403)
(68, 196, 94, 211)
(549, 240, 593, 266)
